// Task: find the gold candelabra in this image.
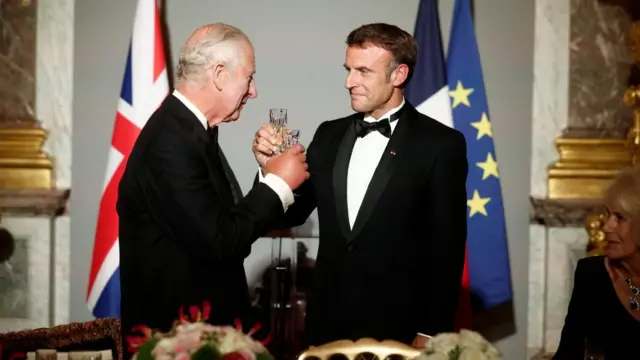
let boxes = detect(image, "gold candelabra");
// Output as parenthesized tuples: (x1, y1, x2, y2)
(624, 85, 640, 165)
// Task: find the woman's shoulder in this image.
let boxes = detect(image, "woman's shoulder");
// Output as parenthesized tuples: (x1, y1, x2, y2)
(575, 255, 607, 278)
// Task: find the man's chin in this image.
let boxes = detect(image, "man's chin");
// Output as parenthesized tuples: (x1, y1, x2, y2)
(350, 101, 368, 113)
(224, 111, 242, 122)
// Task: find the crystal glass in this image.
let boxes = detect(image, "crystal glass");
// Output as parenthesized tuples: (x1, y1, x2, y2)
(269, 108, 288, 128)
(283, 129, 300, 150)
(269, 109, 296, 154)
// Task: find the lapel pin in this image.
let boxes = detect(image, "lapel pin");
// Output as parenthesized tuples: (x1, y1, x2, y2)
(390, 150, 396, 156)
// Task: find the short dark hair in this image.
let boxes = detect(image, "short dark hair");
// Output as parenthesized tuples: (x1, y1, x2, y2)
(346, 23, 418, 83)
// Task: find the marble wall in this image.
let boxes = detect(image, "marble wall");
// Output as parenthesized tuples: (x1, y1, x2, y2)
(529, 0, 634, 357)
(530, 0, 571, 199)
(0, 217, 59, 331)
(0, 0, 36, 124)
(528, 225, 588, 358)
(36, 0, 74, 189)
(0, 0, 74, 331)
(567, 0, 633, 137)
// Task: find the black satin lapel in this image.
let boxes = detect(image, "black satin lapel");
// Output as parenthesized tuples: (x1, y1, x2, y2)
(348, 113, 413, 242)
(333, 120, 358, 240)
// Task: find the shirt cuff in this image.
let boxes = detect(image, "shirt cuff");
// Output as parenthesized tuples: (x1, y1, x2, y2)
(261, 172, 294, 211)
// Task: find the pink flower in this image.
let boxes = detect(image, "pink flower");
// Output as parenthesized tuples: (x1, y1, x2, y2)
(222, 351, 254, 360)
(175, 353, 190, 360)
(176, 301, 212, 324)
(232, 318, 271, 346)
(261, 332, 272, 346)
(126, 325, 153, 353)
(174, 325, 205, 352)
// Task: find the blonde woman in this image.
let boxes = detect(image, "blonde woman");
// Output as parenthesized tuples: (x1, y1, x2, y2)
(555, 168, 640, 359)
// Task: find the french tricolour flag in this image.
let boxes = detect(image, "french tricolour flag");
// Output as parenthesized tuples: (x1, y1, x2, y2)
(405, 0, 453, 127)
(87, 0, 169, 318)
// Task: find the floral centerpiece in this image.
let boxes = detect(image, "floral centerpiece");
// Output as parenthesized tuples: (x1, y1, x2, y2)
(127, 302, 273, 360)
(416, 329, 502, 360)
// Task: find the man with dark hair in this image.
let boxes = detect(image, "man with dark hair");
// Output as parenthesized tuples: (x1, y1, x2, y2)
(252, 23, 468, 347)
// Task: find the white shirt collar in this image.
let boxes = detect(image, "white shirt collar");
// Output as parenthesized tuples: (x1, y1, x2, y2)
(172, 89, 209, 129)
(362, 97, 405, 132)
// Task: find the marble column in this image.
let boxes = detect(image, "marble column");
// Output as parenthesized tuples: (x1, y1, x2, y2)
(36, 0, 74, 328)
(528, 0, 633, 358)
(0, 0, 36, 122)
(0, 0, 73, 331)
(36, 0, 73, 190)
(566, 0, 633, 137)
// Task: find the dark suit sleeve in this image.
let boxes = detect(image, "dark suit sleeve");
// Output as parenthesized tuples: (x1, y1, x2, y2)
(254, 122, 327, 230)
(418, 131, 468, 335)
(553, 259, 589, 359)
(268, 178, 316, 229)
(146, 130, 284, 262)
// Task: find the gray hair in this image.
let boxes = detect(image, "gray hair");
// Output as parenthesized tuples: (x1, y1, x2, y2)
(176, 23, 250, 88)
(604, 167, 640, 244)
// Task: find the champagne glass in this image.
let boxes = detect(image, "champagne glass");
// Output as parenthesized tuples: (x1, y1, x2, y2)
(269, 108, 294, 154)
(269, 108, 287, 153)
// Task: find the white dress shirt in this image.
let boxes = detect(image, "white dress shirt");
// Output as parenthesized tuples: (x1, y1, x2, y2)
(347, 98, 404, 228)
(172, 90, 294, 210)
(256, 98, 405, 222)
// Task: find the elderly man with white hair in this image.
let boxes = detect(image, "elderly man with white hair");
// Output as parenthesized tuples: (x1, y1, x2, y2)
(117, 23, 309, 353)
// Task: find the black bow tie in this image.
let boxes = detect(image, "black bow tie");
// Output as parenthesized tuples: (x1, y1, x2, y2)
(354, 111, 401, 138)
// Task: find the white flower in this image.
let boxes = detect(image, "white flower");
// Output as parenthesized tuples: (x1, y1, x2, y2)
(217, 330, 264, 354)
(176, 322, 204, 333)
(484, 344, 502, 360)
(420, 330, 502, 360)
(458, 330, 489, 350)
(421, 353, 449, 360)
(151, 337, 179, 360)
(458, 330, 501, 359)
(155, 337, 178, 352)
(428, 332, 460, 355)
(458, 347, 489, 360)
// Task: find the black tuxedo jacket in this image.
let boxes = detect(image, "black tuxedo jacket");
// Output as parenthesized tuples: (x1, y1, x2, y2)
(117, 95, 283, 357)
(268, 103, 468, 345)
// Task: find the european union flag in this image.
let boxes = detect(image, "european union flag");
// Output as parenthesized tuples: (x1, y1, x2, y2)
(447, 0, 512, 312)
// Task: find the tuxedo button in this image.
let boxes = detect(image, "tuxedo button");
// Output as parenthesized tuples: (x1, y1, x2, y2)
(347, 243, 354, 252)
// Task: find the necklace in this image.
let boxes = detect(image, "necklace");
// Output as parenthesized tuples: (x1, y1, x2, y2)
(624, 277, 640, 311)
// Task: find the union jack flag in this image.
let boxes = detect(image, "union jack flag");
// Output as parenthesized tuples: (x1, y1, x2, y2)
(87, 0, 169, 318)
